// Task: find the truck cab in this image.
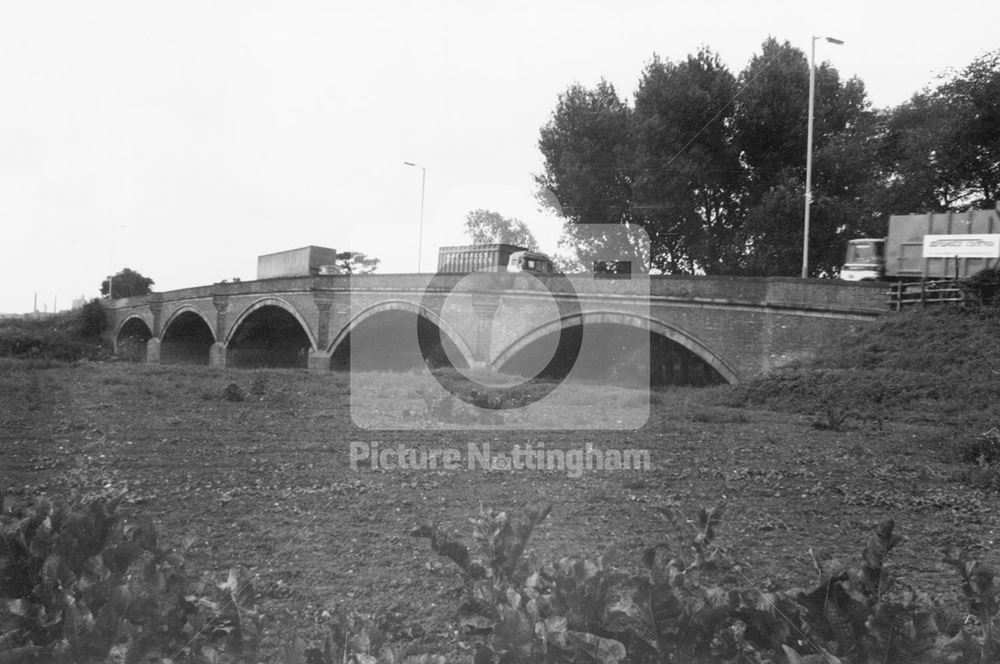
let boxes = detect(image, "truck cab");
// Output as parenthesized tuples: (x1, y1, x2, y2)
(507, 250, 554, 274)
(840, 238, 885, 281)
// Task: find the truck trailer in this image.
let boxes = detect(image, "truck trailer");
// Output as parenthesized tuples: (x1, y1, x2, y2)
(841, 209, 1000, 281)
(436, 244, 554, 274)
(257, 246, 340, 280)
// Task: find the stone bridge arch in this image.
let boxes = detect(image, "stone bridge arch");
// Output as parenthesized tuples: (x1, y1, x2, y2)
(490, 311, 740, 385)
(224, 297, 318, 350)
(222, 297, 318, 368)
(113, 313, 153, 342)
(113, 314, 154, 362)
(161, 306, 216, 341)
(159, 305, 217, 365)
(329, 300, 476, 370)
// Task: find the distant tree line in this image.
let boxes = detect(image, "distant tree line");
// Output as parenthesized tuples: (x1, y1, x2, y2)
(536, 39, 1000, 277)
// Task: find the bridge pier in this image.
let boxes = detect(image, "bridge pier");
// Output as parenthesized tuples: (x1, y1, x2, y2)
(307, 350, 332, 372)
(145, 338, 161, 364)
(209, 342, 227, 368)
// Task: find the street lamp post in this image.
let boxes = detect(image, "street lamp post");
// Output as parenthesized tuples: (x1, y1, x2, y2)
(802, 35, 843, 279)
(108, 224, 128, 299)
(403, 161, 426, 273)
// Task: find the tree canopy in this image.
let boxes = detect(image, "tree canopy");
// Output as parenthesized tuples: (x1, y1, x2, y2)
(335, 251, 380, 274)
(101, 268, 154, 299)
(536, 41, 1000, 277)
(464, 209, 539, 250)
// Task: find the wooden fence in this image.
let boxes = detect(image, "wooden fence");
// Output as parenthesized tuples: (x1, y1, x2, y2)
(887, 280, 969, 310)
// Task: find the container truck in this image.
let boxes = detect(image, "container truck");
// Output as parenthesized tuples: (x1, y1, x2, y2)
(841, 209, 1000, 281)
(257, 246, 340, 279)
(436, 244, 554, 274)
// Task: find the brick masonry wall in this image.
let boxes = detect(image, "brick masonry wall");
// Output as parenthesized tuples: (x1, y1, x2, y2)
(105, 275, 886, 381)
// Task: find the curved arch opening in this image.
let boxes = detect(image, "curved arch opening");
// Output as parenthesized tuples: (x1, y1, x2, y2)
(161, 310, 214, 365)
(226, 305, 312, 369)
(496, 317, 731, 387)
(331, 309, 469, 372)
(115, 317, 152, 362)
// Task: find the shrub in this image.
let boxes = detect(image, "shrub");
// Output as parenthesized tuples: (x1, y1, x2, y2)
(0, 309, 111, 362)
(957, 427, 1000, 465)
(962, 267, 1000, 305)
(0, 494, 262, 663)
(222, 382, 246, 402)
(77, 299, 109, 338)
(414, 503, 1000, 663)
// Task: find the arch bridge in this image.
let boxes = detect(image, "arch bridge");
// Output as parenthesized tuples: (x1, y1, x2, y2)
(105, 273, 885, 384)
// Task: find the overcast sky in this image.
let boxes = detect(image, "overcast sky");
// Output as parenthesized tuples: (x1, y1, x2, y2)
(2, 0, 998, 313)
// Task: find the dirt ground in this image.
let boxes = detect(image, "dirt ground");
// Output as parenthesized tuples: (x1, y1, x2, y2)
(2, 360, 998, 660)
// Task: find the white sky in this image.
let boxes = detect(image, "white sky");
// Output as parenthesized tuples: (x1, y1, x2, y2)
(2, 0, 998, 313)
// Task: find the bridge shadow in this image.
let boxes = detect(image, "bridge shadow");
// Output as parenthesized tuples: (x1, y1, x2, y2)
(498, 323, 727, 388)
(161, 310, 214, 365)
(115, 317, 152, 362)
(330, 309, 469, 372)
(227, 305, 312, 369)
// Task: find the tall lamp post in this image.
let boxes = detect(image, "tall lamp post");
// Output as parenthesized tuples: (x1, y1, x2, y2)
(107, 224, 128, 299)
(403, 161, 426, 273)
(802, 35, 844, 279)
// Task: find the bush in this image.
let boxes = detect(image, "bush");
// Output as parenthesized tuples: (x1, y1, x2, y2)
(413, 503, 1000, 663)
(77, 299, 109, 338)
(957, 427, 1000, 465)
(962, 267, 1000, 305)
(0, 308, 112, 362)
(222, 382, 246, 402)
(0, 494, 262, 663)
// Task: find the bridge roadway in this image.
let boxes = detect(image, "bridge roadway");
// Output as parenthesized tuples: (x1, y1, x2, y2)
(104, 273, 886, 383)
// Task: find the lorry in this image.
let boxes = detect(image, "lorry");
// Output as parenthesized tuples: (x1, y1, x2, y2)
(436, 243, 555, 274)
(257, 246, 340, 279)
(841, 209, 1000, 281)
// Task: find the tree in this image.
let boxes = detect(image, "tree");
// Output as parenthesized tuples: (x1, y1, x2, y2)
(536, 80, 633, 226)
(942, 49, 1000, 207)
(630, 49, 744, 273)
(464, 209, 538, 249)
(101, 268, 154, 299)
(880, 93, 974, 211)
(335, 251, 380, 274)
(536, 40, 876, 277)
(882, 50, 1000, 212)
(732, 38, 875, 276)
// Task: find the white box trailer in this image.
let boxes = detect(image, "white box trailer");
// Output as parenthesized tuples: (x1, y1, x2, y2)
(256, 246, 339, 280)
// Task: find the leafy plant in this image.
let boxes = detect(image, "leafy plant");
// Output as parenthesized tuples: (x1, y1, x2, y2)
(785, 520, 1000, 663)
(412, 504, 631, 663)
(412, 503, 792, 664)
(957, 426, 1000, 465)
(414, 503, 1000, 664)
(0, 494, 262, 663)
(943, 548, 1000, 662)
(222, 382, 246, 402)
(962, 267, 1000, 305)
